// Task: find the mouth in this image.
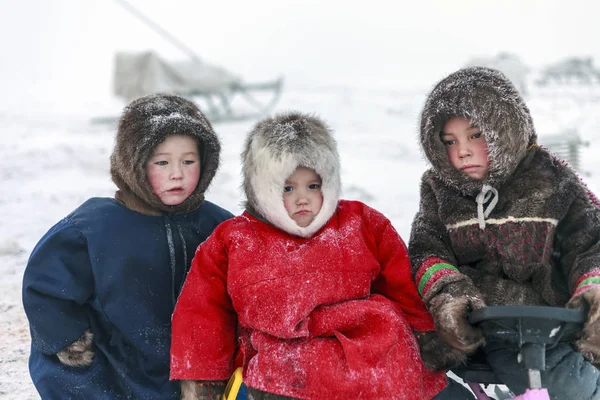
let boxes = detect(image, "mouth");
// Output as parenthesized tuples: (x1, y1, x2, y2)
(166, 187, 185, 194)
(294, 210, 310, 215)
(461, 165, 479, 171)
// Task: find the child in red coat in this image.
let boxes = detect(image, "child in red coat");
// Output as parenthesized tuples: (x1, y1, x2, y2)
(170, 112, 472, 399)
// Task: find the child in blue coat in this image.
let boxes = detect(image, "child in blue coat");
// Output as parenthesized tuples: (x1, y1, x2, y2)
(22, 93, 233, 399)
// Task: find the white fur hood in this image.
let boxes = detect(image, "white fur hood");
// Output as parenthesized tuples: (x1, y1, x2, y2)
(241, 112, 341, 237)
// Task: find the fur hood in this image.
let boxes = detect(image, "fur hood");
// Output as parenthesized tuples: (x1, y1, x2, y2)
(110, 94, 221, 215)
(241, 112, 341, 237)
(420, 66, 537, 196)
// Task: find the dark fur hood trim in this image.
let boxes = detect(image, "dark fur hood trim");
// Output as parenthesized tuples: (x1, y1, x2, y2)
(241, 112, 341, 237)
(420, 67, 537, 195)
(110, 94, 221, 215)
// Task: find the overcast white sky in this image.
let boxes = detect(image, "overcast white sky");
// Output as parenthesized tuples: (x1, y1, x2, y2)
(1, 0, 599, 111)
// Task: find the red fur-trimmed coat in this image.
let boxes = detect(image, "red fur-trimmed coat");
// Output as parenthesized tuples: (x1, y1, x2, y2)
(171, 200, 447, 399)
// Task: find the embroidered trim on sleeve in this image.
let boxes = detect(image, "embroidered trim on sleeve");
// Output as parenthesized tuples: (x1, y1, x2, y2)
(416, 257, 459, 297)
(573, 269, 600, 296)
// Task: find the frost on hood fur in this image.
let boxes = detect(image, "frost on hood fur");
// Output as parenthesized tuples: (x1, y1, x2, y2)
(110, 93, 221, 216)
(420, 66, 537, 196)
(241, 112, 341, 237)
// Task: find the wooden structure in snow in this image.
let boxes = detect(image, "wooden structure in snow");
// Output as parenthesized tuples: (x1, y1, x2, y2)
(535, 57, 600, 86)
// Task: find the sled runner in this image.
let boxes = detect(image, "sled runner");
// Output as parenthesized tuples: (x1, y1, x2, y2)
(452, 306, 585, 400)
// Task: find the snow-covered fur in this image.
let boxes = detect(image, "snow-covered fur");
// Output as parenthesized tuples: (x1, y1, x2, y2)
(420, 66, 537, 196)
(241, 112, 341, 237)
(412, 66, 600, 306)
(110, 93, 221, 216)
(410, 67, 600, 367)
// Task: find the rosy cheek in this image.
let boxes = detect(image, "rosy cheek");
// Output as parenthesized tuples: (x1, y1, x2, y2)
(190, 167, 201, 189)
(480, 143, 490, 163)
(447, 148, 458, 166)
(283, 196, 294, 216)
(147, 167, 163, 195)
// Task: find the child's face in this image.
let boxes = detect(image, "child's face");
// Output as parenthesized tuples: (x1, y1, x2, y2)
(283, 167, 323, 228)
(146, 135, 201, 206)
(441, 117, 489, 180)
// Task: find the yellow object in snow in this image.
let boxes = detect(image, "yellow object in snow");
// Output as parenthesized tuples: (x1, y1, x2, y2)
(223, 367, 247, 400)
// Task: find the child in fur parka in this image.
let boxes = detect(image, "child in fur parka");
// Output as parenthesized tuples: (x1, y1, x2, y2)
(170, 112, 473, 400)
(22, 94, 233, 399)
(410, 66, 600, 399)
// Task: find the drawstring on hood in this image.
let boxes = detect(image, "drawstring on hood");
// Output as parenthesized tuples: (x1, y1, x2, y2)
(476, 184, 499, 229)
(241, 112, 341, 238)
(419, 67, 537, 197)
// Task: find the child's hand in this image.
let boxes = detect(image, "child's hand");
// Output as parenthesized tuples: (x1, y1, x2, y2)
(417, 331, 467, 371)
(56, 329, 94, 367)
(427, 279, 486, 353)
(567, 286, 600, 365)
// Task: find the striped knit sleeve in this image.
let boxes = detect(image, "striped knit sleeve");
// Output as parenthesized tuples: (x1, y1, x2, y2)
(573, 268, 600, 297)
(415, 257, 460, 299)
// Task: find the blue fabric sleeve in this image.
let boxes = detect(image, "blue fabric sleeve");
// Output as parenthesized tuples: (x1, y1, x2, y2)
(22, 217, 95, 355)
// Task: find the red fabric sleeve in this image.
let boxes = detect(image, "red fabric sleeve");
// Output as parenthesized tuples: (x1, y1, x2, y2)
(367, 206, 436, 332)
(170, 225, 237, 380)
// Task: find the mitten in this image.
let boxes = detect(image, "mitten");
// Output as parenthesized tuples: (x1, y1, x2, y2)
(417, 331, 467, 371)
(56, 329, 94, 367)
(180, 380, 226, 400)
(567, 286, 600, 364)
(427, 278, 486, 353)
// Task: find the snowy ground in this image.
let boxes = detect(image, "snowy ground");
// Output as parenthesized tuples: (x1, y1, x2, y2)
(2, 85, 600, 399)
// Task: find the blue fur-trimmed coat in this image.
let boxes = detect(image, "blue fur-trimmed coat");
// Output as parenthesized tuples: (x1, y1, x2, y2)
(23, 197, 232, 399)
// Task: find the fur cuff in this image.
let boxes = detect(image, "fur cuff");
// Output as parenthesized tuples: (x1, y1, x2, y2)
(56, 329, 94, 367)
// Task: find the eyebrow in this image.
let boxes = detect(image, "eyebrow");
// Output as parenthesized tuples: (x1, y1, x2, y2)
(440, 125, 481, 136)
(285, 179, 322, 185)
(152, 151, 198, 157)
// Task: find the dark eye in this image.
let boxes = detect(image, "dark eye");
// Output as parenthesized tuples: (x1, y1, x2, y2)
(442, 140, 455, 146)
(154, 161, 168, 166)
(472, 132, 482, 139)
(309, 184, 321, 190)
(283, 186, 293, 193)
(183, 160, 196, 165)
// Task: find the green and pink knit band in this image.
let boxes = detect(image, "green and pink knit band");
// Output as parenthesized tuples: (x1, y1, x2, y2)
(416, 257, 460, 297)
(574, 269, 600, 297)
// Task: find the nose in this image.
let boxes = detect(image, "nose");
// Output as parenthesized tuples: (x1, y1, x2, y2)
(296, 191, 309, 205)
(457, 142, 472, 159)
(170, 164, 183, 180)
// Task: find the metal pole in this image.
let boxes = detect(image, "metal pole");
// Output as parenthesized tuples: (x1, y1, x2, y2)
(113, 0, 203, 64)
